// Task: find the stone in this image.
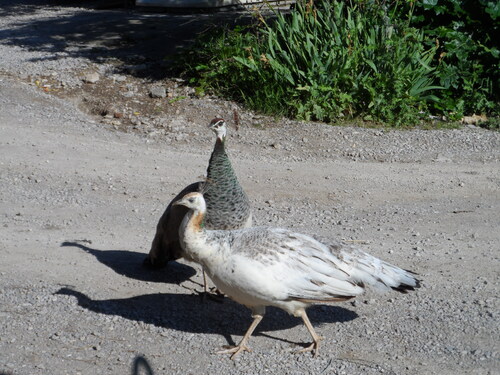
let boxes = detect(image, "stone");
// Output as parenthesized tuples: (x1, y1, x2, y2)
(82, 73, 99, 84)
(150, 86, 166, 98)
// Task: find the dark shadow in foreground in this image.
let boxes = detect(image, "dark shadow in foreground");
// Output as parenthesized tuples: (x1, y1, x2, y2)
(132, 355, 155, 375)
(56, 287, 358, 347)
(61, 241, 196, 284)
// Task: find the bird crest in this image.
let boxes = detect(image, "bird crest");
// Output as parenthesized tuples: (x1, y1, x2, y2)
(199, 179, 211, 195)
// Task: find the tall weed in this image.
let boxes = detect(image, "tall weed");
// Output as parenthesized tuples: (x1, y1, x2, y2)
(401, 0, 500, 121)
(180, 1, 441, 125)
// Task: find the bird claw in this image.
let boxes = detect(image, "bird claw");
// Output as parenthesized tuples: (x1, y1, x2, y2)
(295, 342, 319, 357)
(295, 336, 323, 358)
(195, 289, 225, 303)
(217, 344, 251, 360)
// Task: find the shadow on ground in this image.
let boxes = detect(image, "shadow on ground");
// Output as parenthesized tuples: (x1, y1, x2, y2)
(0, 0, 254, 80)
(56, 286, 358, 346)
(61, 241, 196, 284)
(132, 355, 154, 375)
(0, 0, 130, 17)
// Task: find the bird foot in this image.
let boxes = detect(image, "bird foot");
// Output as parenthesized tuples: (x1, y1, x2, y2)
(195, 289, 225, 304)
(295, 336, 323, 358)
(212, 287, 225, 298)
(217, 343, 251, 360)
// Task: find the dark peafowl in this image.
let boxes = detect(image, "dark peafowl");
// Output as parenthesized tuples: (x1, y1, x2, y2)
(144, 118, 252, 268)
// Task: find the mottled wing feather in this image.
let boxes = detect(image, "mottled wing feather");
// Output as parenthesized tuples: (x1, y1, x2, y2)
(311, 234, 419, 292)
(334, 246, 420, 292)
(206, 227, 419, 302)
(209, 228, 367, 302)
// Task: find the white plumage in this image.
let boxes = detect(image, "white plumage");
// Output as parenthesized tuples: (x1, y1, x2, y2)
(174, 192, 419, 359)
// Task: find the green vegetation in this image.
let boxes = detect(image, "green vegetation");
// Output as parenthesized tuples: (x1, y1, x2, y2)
(177, 0, 499, 127)
(168, 95, 187, 105)
(404, 0, 499, 122)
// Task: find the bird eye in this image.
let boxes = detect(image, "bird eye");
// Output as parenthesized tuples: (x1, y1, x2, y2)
(188, 198, 194, 203)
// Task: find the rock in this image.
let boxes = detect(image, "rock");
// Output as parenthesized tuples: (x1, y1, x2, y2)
(150, 86, 166, 98)
(270, 143, 282, 150)
(112, 75, 127, 83)
(82, 73, 99, 84)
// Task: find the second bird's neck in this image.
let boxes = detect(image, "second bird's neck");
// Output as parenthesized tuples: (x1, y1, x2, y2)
(179, 209, 213, 263)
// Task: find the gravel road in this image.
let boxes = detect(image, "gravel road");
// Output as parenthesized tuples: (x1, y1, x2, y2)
(1, 2, 499, 375)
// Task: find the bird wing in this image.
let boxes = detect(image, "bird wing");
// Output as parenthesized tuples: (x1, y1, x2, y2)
(311, 233, 419, 292)
(226, 227, 419, 303)
(148, 182, 203, 263)
(226, 228, 366, 302)
(334, 245, 419, 293)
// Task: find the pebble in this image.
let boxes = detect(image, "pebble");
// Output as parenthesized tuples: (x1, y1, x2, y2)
(271, 143, 282, 149)
(150, 86, 167, 98)
(112, 75, 127, 82)
(82, 72, 100, 84)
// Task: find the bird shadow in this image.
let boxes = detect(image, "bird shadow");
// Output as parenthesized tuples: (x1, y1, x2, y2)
(60, 241, 196, 284)
(56, 286, 358, 347)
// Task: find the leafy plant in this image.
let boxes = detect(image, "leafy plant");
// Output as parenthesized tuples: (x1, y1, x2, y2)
(176, 0, 498, 127)
(402, 0, 500, 121)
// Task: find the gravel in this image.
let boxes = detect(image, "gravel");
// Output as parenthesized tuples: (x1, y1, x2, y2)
(0, 2, 499, 375)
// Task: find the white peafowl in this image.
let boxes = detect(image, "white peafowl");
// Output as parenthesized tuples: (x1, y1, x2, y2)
(144, 118, 252, 269)
(173, 192, 420, 359)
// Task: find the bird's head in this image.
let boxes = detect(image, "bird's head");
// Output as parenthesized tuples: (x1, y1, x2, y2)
(208, 118, 227, 140)
(173, 192, 207, 213)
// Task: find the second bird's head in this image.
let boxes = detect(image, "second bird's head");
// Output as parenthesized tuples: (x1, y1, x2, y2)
(173, 192, 206, 212)
(208, 118, 227, 140)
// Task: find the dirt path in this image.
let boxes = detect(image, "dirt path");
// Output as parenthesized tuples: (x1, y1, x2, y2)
(1, 2, 499, 375)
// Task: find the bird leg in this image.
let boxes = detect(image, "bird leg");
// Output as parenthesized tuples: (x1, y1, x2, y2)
(296, 310, 324, 357)
(217, 314, 263, 360)
(203, 268, 209, 294)
(197, 268, 224, 303)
